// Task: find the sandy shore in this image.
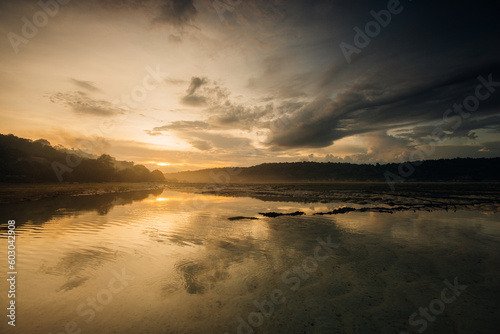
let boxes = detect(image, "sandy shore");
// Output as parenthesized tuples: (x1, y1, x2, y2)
(166, 182, 500, 213)
(0, 182, 165, 203)
(1, 182, 499, 213)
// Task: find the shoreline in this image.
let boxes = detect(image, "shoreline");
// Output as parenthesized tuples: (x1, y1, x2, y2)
(0, 182, 165, 204)
(1, 182, 499, 213)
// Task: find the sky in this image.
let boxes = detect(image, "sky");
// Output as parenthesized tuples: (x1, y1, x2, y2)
(0, 0, 499, 172)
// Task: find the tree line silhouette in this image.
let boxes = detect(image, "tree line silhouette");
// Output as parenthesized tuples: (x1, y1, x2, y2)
(165, 159, 500, 183)
(3, 133, 499, 184)
(0, 134, 165, 183)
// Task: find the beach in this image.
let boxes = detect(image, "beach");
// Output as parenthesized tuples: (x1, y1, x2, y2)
(0, 184, 499, 333)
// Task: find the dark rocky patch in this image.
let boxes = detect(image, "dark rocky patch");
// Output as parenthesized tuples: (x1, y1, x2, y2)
(227, 216, 259, 221)
(258, 211, 306, 218)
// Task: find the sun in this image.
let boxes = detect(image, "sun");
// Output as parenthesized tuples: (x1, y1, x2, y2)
(156, 162, 171, 166)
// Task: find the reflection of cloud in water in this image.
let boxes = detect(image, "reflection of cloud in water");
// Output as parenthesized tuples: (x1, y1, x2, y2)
(42, 247, 116, 276)
(160, 217, 343, 298)
(39, 247, 116, 291)
(143, 227, 204, 246)
(40, 247, 117, 292)
(57, 276, 90, 292)
(175, 259, 207, 295)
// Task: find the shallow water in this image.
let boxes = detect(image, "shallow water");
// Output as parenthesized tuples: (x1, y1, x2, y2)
(1, 189, 499, 334)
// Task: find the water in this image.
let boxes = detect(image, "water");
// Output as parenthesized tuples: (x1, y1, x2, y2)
(1, 188, 499, 333)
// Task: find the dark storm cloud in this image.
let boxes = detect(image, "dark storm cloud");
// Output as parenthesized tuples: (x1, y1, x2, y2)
(267, 60, 500, 148)
(395, 115, 500, 143)
(96, 0, 198, 27)
(92, 0, 197, 25)
(28, 0, 500, 159)
(207, 102, 272, 130)
(49, 91, 124, 116)
(0, 0, 199, 26)
(238, 0, 499, 152)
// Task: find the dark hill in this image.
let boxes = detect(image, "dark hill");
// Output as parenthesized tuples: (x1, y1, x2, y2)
(164, 158, 500, 183)
(0, 133, 164, 183)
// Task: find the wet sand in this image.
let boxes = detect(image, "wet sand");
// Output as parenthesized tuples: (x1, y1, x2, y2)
(0, 187, 499, 333)
(168, 182, 500, 214)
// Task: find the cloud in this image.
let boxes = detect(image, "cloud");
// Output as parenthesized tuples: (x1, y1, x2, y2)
(186, 77, 207, 95)
(180, 77, 208, 106)
(164, 77, 186, 85)
(207, 102, 272, 130)
(265, 62, 500, 149)
(153, 121, 212, 131)
(247, 54, 312, 99)
(393, 115, 500, 144)
(144, 130, 163, 136)
(148, 118, 255, 152)
(181, 95, 207, 107)
(154, 0, 198, 26)
(190, 140, 212, 151)
(23, 0, 199, 27)
(70, 79, 101, 92)
(183, 131, 252, 151)
(177, 76, 274, 129)
(168, 34, 182, 43)
(49, 91, 124, 116)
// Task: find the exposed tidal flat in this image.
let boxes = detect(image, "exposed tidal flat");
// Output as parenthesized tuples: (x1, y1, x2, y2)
(0, 183, 499, 333)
